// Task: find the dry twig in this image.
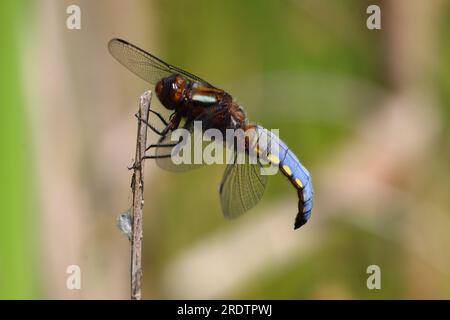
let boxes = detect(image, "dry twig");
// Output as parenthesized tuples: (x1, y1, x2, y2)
(130, 90, 152, 300)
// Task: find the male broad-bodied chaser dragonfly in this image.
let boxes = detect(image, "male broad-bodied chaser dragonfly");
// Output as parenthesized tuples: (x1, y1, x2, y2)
(108, 38, 313, 229)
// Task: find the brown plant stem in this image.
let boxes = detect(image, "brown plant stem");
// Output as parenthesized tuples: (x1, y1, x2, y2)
(130, 90, 152, 300)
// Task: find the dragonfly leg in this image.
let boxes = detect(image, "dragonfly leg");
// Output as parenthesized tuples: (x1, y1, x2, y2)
(149, 109, 169, 126)
(145, 142, 178, 152)
(135, 110, 171, 136)
(128, 153, 172, 169)
(142, 154, 172, 159)
(137, 111, 182, 138)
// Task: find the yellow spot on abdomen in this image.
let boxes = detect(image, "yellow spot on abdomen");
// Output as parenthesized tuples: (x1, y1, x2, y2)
(282, 165, 292, 176)
(294, 178, 303, 188)
(267, 154, 280, 165)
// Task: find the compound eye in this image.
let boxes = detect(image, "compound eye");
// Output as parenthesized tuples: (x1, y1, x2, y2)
(156, 81, 164, 95)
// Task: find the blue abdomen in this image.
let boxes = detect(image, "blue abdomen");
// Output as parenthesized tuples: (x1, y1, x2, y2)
(255, 125, 313, 229)
(281, 149, 313, 229)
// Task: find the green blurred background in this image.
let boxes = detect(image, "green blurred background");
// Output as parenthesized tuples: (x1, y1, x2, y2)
(1, 0, 450, 299)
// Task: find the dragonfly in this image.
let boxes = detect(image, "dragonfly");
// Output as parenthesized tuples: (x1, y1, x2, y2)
(108, 38, 313, 229)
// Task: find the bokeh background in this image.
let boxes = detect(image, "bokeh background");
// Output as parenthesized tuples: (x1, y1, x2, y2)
(1, 0, 450, 299)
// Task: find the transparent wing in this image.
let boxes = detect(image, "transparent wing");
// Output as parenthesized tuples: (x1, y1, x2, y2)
(108, 38, 214, 87)
(219, 157, 268, 219)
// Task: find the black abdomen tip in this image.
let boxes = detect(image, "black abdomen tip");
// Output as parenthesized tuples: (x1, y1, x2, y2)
(294, 213, 308, 230)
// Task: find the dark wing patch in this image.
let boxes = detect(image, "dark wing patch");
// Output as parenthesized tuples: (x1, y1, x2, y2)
(153, 123, 207, 172)
(152, 108, 226, 172)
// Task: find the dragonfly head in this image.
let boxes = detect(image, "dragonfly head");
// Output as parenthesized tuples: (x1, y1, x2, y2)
(155, 74, 187, 110)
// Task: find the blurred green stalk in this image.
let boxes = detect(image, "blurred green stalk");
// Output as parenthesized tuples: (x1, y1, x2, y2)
(0, 0, 38, 299)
